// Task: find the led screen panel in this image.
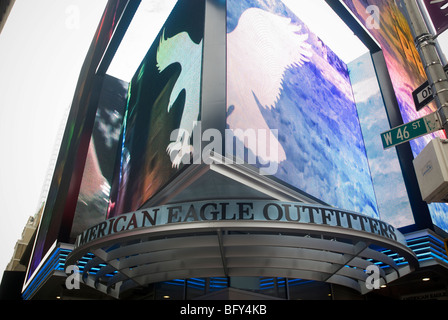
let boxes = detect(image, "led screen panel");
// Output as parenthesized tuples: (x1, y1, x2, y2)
(348, 53, 414, 228)
(25, 0, 129, 285)
(343, 0, 448, 234)
(107, 0, 205, 217)
(70, 75, 127, 238)
(342, 0, 445, 157)
(226, 0, 379, 219)
(422, 0, 448, 35)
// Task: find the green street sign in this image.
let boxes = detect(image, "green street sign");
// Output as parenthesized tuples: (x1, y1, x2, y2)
(381, 112, 442, 149)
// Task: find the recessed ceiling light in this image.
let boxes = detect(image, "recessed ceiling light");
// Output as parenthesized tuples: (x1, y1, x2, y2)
(422, 277, 431, 282)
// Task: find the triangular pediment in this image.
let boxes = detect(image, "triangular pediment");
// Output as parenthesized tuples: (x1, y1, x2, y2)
(140, 154, 323, 209)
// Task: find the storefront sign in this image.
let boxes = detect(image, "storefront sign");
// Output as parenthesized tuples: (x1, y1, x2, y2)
(75, 200, 404, 248)
(402, 289, 448, 300)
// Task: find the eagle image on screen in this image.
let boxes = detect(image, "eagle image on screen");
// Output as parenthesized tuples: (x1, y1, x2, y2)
(108, 0, 205, 217)
(157, 29, 203, 168)
(227, 7, 312, 164)
(227, 0, 379, 218)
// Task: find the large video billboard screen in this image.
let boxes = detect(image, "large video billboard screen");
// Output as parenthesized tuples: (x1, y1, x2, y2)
(70, 75, 128, 238)
(25, 0, 130, 285)
(348, 53, 414, 228)
(226, 0, 379, 219)
(107, 0, 205, 217)
(342, 0, 448, 233)
(342, 0, 445, 157)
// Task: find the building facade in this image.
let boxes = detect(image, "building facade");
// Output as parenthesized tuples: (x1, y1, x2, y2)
(0, 0, 15, 34)
(15, 0, 448, 300)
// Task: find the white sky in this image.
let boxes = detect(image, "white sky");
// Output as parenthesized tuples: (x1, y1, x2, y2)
(0, 0, 447, 286)
(0, 0, 108, 282)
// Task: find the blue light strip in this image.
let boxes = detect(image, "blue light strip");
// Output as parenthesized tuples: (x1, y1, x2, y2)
(209, 277, 228, 290)
(23, 248, 64, 300)
(164, 279, 186, 287)
(406, 235, 448, 265)
(287, 279, 314, 287)
(22, 248, 91, 300)
(368, 234, 448, 272)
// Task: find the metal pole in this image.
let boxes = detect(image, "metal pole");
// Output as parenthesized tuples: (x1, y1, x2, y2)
(415, 0, 448, 66)
(397, 0, 448, 134)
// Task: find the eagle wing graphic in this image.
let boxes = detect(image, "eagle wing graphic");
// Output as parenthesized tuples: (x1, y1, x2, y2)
(157, 29, 203, 168)
(227, 8, 312, 164)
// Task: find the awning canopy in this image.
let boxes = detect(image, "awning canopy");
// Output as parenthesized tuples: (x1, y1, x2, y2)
(66, 205, 418, 298)
(66, 162, 419, 299)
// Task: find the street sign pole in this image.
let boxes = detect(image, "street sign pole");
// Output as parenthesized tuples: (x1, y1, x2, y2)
(396, 0, 448, 134)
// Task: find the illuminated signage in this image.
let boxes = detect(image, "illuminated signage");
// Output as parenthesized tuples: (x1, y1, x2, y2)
(75, 200, 404, 248)
(342, 0, 448, 236)
(226, 0, 379, 220)
(107, 0, 205, 217)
